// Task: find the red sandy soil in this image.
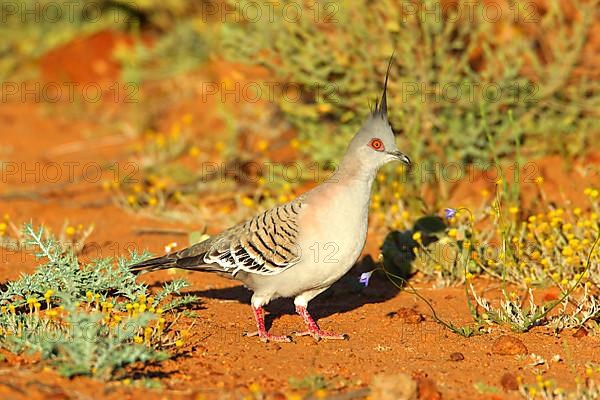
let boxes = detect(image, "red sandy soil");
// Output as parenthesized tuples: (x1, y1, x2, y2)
(2, 98, 599, 400)
(1, 32, 599, 400)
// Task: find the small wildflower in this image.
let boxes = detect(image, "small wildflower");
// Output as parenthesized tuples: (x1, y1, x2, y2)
(359, 271, 374, 287)
(448, 228, 458, 238)
(164, 242, 178, 253)
(412, 231, 422, 243)
(444, 208, 457, 219)
(316, 103, 332, 114)
(188, 146, 200, 157)
(241, 197, 254, 208)
(508, 206, 519, 215)
(65, 226, 76, 236)
(256, 139, 269, 152)
(249, 383, 261, 393)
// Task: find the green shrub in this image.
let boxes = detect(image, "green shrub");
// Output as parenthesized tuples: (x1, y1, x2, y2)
(0, 224, 197, 380)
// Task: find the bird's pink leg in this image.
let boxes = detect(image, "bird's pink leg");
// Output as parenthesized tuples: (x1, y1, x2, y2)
(294, 305, 349, 340)
(244, 306, 291, 343)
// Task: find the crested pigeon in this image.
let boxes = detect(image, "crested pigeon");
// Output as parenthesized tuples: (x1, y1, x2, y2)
(130, 59, 411, 342)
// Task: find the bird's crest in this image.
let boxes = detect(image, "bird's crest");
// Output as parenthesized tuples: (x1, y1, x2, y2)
(373, 52, 395, 120)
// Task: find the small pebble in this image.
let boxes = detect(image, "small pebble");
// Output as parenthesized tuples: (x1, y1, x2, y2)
(492, 335, 528, 355)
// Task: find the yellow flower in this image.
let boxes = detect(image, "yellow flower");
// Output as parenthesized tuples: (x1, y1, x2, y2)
(256, 139, 269, 152)
(465, 272, 474, 280)
(290, 138, 300, 149)
(241, 197, 254, 208)
(412, 231, 422, 243)
(65, 226, 76, 236)
(535, 176, 544, 185)
(524, 277, 532, 286)
(148, 197, 158, 207)
(448, 228, 458, 238)
(175, 339, 184, 347)
(508, 206, 519, 215)
(181, 113, 193, 125)
(316, 103, 332, 114)
(215, 141, 225, 152)
(188, 146, 200, 157)
(561, 247, 574, 257)
(248, 383, 261, 393)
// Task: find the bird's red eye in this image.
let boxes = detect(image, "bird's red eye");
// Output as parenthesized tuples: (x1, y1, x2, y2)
(368, 138, 385, 152)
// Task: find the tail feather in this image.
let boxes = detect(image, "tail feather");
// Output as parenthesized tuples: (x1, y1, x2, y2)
(129, 249, 224, 273)
(129, 239, 222, 274)
(129, 254, 179, 273)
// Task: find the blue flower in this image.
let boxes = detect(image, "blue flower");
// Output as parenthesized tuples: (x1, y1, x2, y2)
(444, 208, 457, 219)
(359, 271, 373, 286)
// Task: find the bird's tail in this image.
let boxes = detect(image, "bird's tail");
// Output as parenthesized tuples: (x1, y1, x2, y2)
(129, 254, 179, 273)
(129, 240, 218, 274)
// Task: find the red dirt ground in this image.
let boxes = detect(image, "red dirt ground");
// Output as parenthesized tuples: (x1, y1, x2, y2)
(1, 32, 599, 400)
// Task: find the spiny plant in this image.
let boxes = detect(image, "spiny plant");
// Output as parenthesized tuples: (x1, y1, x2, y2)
(0, 223, 197, 380)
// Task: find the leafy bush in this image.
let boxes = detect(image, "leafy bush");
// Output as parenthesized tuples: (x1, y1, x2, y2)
(219, 0, 600, 184)
(0, 224, 197, 380)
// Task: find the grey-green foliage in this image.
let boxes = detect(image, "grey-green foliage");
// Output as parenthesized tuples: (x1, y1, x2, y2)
(0, 224, 149, 307)
(219, 0, 600, 168)
(0, 223, 197, 380)
(119, 21, 210, 84)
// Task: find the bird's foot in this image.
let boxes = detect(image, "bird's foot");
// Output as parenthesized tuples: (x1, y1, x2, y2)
(246, 306, 292, 342)
(243, 330, 292, 343)
(294, 305, 349, 341)
(294, 329, 349, 341)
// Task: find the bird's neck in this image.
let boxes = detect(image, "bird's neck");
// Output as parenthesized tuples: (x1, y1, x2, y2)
(324, 157, 378, 199)
(331, 156, 378, 186)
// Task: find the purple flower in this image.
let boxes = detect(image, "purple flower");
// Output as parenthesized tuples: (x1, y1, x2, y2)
(359, 271, 374, 286)
(444, 208, 457, 219)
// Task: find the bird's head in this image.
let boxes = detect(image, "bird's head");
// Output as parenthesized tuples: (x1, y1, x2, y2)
(343, 55, 411, 174)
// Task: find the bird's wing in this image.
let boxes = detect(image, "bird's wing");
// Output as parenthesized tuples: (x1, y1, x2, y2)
(204, 197, 305, 276)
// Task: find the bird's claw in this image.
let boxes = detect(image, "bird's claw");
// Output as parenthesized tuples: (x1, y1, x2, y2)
(243, 331, 293, 343)
(294, 330, 349, 341)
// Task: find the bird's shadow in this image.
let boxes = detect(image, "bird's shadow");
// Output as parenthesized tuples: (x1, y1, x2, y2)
(185, 255, 403, 330)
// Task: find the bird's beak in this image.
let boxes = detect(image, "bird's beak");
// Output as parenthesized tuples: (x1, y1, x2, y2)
(390, 150, 411, 166)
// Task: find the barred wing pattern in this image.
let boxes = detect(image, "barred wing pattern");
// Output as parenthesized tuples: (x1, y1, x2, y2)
(204, 197, 305, 276)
